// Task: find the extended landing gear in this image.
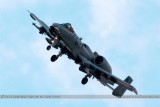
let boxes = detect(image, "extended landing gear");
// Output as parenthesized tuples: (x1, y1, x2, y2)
(81, 77, 88, 85)
(51, 55, 58, 62)
(81, 74, 92, 85)
(47, 45, 51, 50)
(50, 51, 63, 62)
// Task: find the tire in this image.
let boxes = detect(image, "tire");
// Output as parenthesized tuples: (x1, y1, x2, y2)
(81, 77, 88, 85)
(47, 45, 51, 50)
(51, 55, 57, 62)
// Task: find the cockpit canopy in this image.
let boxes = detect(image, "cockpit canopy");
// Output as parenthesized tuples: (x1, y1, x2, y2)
(62, 23, 75, 33)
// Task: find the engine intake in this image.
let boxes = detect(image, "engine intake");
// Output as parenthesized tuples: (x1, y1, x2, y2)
(95, 56, 112, 73)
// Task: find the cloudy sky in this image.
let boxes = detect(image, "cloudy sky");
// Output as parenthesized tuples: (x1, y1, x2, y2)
(0, 0, 160, 106)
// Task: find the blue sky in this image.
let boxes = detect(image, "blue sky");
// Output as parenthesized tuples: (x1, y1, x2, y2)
(0, 0, 160, 106)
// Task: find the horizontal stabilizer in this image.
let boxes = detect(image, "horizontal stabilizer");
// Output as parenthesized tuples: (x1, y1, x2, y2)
(112, 76, 133, 97)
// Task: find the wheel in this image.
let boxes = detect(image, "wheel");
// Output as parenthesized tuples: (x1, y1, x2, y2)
(81, 77, 88, 85)
(47, 45, 51, 50)
(51, 55, 58, 62)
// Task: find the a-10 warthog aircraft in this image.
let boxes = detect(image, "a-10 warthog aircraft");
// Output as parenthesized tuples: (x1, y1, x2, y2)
(28, 11, 138, 97)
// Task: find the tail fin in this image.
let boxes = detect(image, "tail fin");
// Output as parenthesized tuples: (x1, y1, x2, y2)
(112, 76, 133, 97)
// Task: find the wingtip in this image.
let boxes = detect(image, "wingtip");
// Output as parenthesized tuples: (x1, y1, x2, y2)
(133, 89, 138, 95)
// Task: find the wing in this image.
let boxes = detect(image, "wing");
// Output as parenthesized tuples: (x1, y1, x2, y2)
(28, 10, 53, 39)
(79, 55, 138, 96)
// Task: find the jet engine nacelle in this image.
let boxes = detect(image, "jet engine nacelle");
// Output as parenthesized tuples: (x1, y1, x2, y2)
(94, 56, 112, 73)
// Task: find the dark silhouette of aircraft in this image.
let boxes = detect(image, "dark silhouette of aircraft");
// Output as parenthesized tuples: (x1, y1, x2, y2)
(28, 11, 138, 97)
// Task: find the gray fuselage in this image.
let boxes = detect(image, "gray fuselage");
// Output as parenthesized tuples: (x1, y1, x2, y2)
(52, 23, 95, 62)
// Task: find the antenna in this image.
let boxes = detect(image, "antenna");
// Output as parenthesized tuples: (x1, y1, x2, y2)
(27, 10, 31, 14)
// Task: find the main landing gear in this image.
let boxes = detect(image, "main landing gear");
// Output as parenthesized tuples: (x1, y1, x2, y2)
(50, 51, 63, 62)
(51, 55, 58, 62)
(81, 73, 93, 85)
(81, 77, 88, 85)
(81, 74, 92, 85)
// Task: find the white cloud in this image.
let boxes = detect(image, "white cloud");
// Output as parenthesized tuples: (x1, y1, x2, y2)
(88, 0, 148, 76)
(88, 0, 142, 74)
(89, 0, 136, 38)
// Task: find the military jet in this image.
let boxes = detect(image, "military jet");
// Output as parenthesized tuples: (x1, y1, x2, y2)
(28, 11, 138, 97)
